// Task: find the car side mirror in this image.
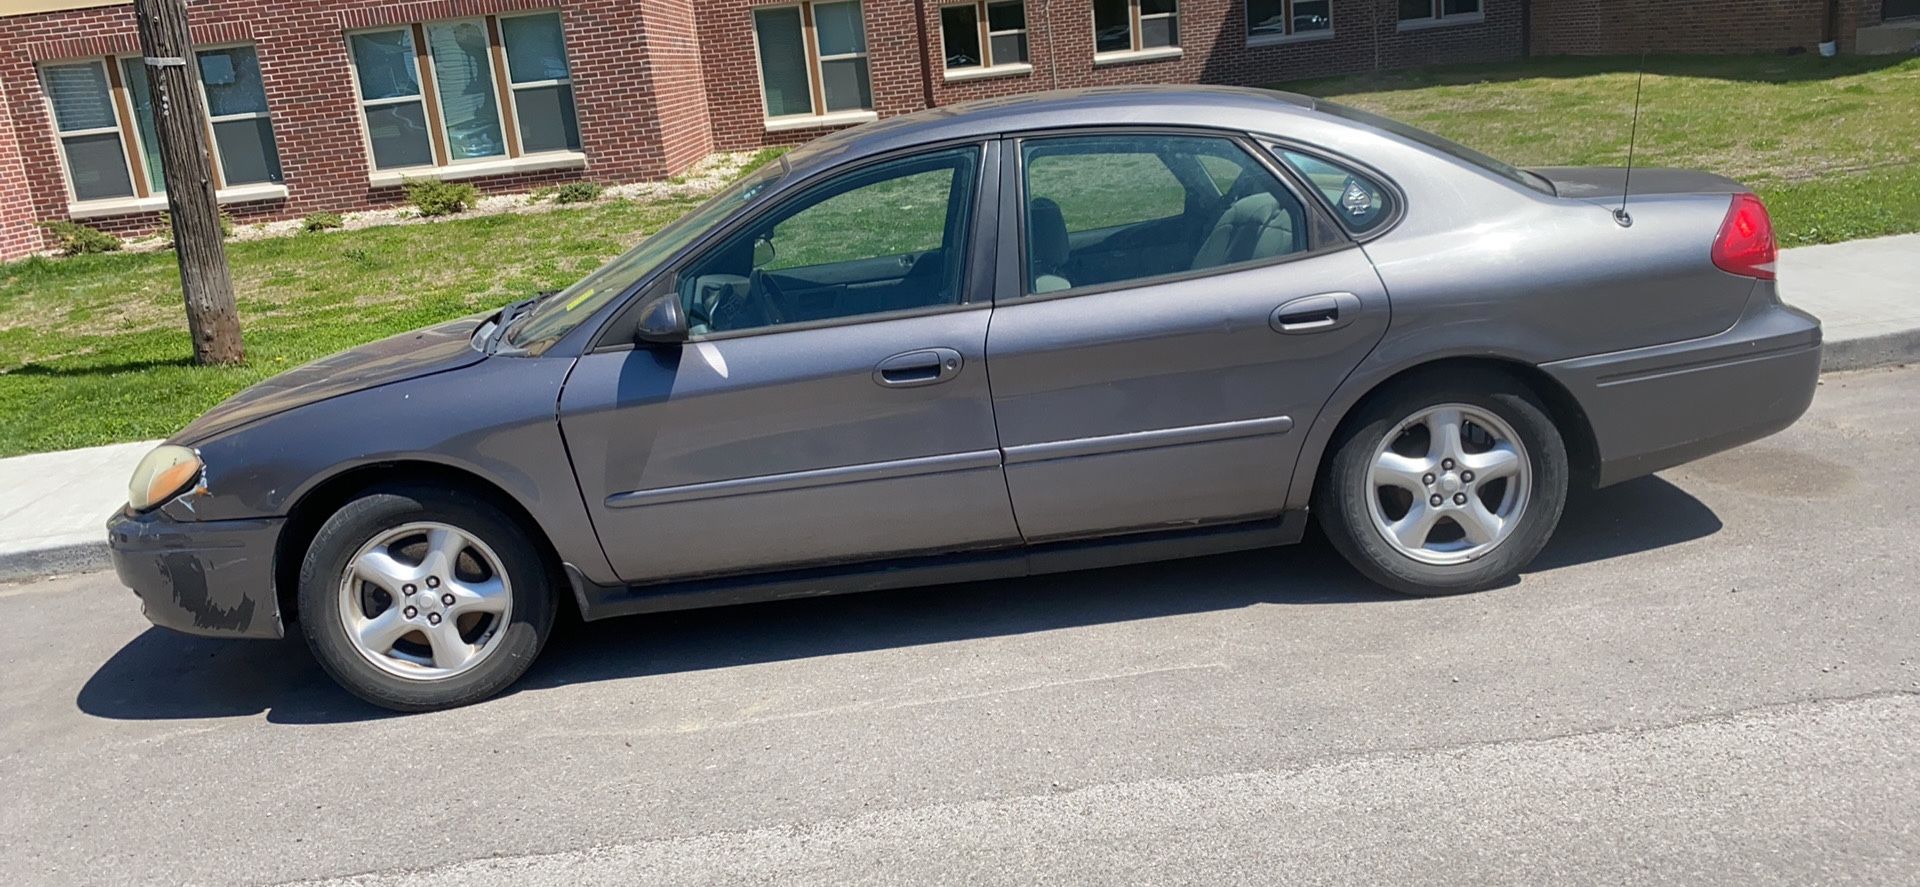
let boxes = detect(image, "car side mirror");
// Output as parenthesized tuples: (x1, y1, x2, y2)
(633, 283, 688, 346)
(751, 235, 776, 269)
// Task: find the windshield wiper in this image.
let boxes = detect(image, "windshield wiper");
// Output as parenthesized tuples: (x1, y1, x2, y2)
(485, 290, 558, 353)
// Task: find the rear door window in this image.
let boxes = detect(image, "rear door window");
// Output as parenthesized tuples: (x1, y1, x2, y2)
(1275, 149, 1394, 235)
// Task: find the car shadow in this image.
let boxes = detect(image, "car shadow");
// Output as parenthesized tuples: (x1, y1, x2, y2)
(76, 475, 1718, 724)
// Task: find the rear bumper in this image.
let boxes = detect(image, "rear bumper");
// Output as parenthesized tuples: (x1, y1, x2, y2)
(1542, 293, 1822, 487)
(107, 508, 285, 639)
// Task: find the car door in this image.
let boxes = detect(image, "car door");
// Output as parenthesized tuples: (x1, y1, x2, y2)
(560, 143, 1020, 583)
(986, 131, 1392, 542)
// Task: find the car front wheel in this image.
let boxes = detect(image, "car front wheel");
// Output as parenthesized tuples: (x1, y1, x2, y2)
(298, 486, 556, 711)
(1315, 373, 1569, 596)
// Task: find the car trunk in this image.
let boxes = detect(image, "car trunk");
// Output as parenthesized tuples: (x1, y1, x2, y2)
(1527, 166, 1750, 201)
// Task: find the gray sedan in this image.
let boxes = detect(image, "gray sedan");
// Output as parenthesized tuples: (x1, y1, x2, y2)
(108, 87, 1821, 710)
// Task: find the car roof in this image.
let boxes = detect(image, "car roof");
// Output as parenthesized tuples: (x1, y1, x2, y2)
(782, 85, 1330, 173)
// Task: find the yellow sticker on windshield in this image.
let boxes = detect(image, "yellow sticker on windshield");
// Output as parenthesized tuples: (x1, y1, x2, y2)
(565, 288, 595, 311)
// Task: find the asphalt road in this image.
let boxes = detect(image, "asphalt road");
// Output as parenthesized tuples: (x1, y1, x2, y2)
(3, 365, 1916, 886)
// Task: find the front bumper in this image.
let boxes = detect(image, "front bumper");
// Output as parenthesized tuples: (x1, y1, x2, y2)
(1542, 291, 1822, 487)
(107, 508, 285, 639)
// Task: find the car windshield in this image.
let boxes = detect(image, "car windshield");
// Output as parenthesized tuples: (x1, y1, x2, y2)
(1312, 98, 1554, 195)
(506, 161, 786, 351)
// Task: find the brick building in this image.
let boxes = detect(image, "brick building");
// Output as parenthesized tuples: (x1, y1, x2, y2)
(0, 0, 1898, 259)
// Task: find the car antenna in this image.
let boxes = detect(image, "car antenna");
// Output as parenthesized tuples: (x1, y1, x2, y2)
(1614, 53, 1648, 228)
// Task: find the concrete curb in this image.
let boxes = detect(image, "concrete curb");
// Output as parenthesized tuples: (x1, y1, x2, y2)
(2, 339, 1914, 586)
(1820, 329, 1920, 373)
(0, 540, 112, 584)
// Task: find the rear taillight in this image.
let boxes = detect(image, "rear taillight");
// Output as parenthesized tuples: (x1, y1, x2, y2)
(1711, 192, 1777, 280)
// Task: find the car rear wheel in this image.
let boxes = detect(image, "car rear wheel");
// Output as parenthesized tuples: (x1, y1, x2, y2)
(298, 486, 556, 711)
(1315, 373, 1569, 596)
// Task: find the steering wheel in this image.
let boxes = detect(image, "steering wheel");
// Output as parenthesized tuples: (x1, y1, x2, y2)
(747, 267, 789, 327)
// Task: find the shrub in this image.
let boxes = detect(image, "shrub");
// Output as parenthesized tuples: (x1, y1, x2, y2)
(302, 212, 345, 233)
(153, 210, 236, 243)
(38, 220, 121, 256)
(405, 179, 481, 217)
(552, 181, 603, 204)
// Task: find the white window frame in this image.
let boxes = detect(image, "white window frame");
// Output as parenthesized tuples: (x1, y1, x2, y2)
(940, 1, 1032, 81)
(346, 16, 587, 184)
(751, 1, 879, 132)
(1247, 0, 1334, 46)
(496, 10, 578, 157)
(39, 58, 137, 205)
(40, 52, 288, 216)
(182, 43, 282, 189)
(1398, 0, 1484, 31)
(1092, 0, 1183, 65)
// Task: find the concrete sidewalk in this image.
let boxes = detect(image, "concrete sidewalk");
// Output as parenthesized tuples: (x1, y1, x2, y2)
(0, 234, 1914, 583)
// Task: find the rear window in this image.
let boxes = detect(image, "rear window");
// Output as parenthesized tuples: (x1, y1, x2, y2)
(1312, 98, 1554, 195)
(1276, 149, 1394, 235)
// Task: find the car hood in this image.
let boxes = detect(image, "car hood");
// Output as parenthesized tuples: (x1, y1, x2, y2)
(1529, 166, 1750, 200)
(172, 316, 489, 445)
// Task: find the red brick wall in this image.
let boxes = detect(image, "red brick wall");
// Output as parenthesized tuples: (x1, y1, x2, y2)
(701, 0, 1524, 152)
(1529, 0, 1874, 56)
(0, 0, 709, 258)
(0, 70, 36, 259)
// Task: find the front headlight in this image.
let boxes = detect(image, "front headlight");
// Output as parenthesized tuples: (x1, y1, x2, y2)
(128, 445, 204, 512)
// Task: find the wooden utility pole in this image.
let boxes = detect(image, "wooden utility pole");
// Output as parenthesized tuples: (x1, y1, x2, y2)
(134, 0, 244, 365)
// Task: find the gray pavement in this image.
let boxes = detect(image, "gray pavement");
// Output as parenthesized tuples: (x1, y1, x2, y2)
(2, 364, 1916, 886)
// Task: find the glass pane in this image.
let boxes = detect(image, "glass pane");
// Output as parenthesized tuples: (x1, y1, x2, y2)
(1399, 0, 1433, 21)
(990, 33, 1028, 64)
(61, 133, 134, 201)
(427, 20, 506, 161)
(363, 102, 434, 169)
(1140, 0, 1177, 14)
(1023, 135, 1306, 291)
(514, 83, 581, 153)
(754, 7, 813, 117)
(1247, 0, 1287, 37)
(1279, 149, 1392, 233)
(212, 117, 283, 185)
(680, 148, 979, 334)
(350, 30, 421, 100)
(119, 58, 164, 193)
(198, 46, 268, 116)
(500, 13, 570, 83)
(1443, 0, 1480, 14)
(1295, 0, 1332, 32)
(1141, 15, 1177, 47)
(813, 1, 867, 56)
(821, 58, 871, 112)
(1093, 0, 1131, 51)
(987, 1, 1025, 31)
(942, 5, 982, 69)
(41, 62, 116, 132)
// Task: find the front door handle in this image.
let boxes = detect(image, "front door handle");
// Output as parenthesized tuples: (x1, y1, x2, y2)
(874, 348, 964, 388)
(1271, 292, 1361, 334)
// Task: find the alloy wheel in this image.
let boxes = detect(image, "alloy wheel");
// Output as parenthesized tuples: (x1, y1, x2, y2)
(1364, 403, 1532, 566)
(335, 521, 514, 681)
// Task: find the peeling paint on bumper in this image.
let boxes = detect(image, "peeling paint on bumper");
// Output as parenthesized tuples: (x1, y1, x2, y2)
(107, 509, 285, 640)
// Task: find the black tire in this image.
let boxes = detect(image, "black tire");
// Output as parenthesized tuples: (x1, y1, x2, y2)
(298, 485, 556, 711)
(1314, 371, 1569, 596)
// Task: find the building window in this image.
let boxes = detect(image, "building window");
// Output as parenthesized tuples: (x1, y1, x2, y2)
(39, 46, 283, 206)
(1248, 0, 1331, 42)
(1094, 0, 1178, 55)
(753, 2, 873, 121)
(347, 11, 581, 173)
(941, 1, 1029, 72)
(1399, 0, 1481, 24)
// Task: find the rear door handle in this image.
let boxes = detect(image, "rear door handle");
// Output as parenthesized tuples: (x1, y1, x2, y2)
(1271, 292, 1361, 334)
(874, 348, 963, 388)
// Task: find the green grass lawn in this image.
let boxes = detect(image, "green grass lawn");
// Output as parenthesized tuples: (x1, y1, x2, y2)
(3, 55, 1916, 457)
(0, 197, 699, 456)
(1279, 54, 1920, 247)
